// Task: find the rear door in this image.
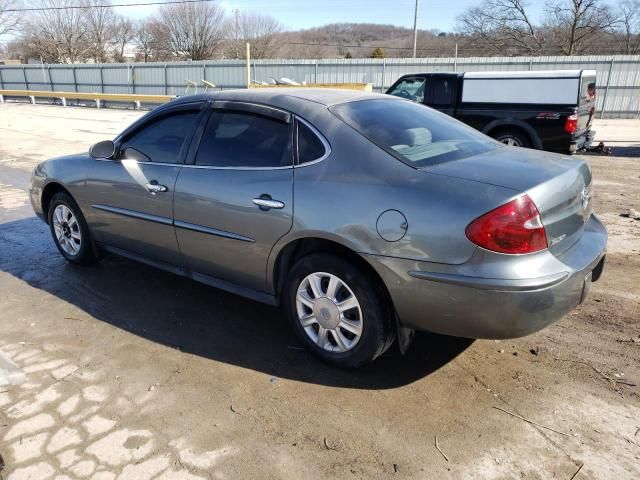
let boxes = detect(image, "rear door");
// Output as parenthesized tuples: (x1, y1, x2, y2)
(425, 74, 458, 116)
(173, 101, 294, 293)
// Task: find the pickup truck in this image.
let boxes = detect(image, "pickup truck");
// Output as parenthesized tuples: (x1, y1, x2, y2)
(386, 70, 597, 154)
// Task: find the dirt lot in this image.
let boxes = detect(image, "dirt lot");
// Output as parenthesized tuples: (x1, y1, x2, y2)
(0, 103, 639, 480)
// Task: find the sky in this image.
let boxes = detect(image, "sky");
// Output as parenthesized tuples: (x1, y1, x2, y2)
(113, 0, 548, 32)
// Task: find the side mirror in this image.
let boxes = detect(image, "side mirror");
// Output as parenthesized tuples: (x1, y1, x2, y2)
(89, 140, 115, 159)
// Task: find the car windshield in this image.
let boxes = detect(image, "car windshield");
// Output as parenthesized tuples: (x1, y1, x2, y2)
(331, 99, 500, 168)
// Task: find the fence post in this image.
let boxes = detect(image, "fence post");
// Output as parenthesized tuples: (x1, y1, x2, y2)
(164, 64, 168, 95)
(0, 67, 4, 89)
(131, 65, 136, 94)
(22, 66, 29, 90)
(99, 66, 104, 93)
(601, 58, 615, 119)
(47, 65, 53, 91)
(72, 65, 78, 92)
(314, 61, 318, 84)
(381, 59, 386, 93)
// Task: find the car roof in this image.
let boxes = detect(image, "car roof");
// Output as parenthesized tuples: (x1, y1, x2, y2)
(172, 88, 388, 108)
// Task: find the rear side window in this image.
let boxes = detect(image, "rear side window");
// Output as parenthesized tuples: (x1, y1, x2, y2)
(195, 110, 291, 168)
(331, 99, 499, 168)
(121, 110, 199, 163)
(297, 121, 326, 163)
(580, 76, 596, 105)
(430, 77, 456, 107)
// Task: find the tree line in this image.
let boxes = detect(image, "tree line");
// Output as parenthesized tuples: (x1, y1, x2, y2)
(0, 0, 639, 63)
(1, 0, 283, 63)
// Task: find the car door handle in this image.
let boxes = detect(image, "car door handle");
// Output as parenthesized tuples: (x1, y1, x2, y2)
(253, 197, 285, 210)
(146, 182, 168, 195)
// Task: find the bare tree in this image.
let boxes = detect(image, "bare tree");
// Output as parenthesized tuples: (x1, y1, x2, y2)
(616, 0, 640, 54)
(24, 0, 90, 63)
(544, 0, 617, 55)
(1, 0, 20, 37)
(456, 0, 544, 55)
(227, 11, 283, 59)
(152, 1, 226, 60)
(83, 0, 117, 62)
(112, 16, 134, 62)
(133, 20, 154, 62)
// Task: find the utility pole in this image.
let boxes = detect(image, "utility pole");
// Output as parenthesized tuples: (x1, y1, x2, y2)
(412, 0, 419, 59)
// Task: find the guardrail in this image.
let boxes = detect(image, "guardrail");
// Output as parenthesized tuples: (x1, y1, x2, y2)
(0, 89, 175, 109)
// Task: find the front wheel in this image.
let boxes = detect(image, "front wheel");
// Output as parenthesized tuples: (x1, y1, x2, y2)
(48, 192, 96, 264)
(284, 253, 394, 368)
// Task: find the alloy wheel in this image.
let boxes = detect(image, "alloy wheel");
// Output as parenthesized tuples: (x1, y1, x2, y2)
(295, 272, 363, 353)
(52, 204, 82, 256)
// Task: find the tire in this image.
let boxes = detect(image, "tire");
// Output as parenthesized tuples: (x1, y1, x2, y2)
(493, 129, 531, 148)
(48, 192, 96, 264)
(284, 253, 394, 368)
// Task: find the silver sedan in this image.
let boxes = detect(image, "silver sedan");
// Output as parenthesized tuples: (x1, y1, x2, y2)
(29, 88, 607, 367)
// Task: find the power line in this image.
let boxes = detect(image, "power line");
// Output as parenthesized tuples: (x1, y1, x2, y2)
(3, 0, 216, 13)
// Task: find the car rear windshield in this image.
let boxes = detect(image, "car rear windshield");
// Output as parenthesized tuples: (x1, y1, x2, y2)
(330, 99, 500, 168)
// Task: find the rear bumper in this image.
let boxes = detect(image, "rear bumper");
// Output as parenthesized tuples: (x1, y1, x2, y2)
(569, 129, 595, 153)
(366, 214, 607, 339)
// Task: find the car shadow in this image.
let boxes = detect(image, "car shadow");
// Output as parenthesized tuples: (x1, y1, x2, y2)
(0, 217, 473, 390)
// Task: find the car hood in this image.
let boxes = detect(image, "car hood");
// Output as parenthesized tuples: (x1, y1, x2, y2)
(421, 145, 584, 192)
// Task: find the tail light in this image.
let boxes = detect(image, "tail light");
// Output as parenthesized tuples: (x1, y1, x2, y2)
(465, 195, 548, 254)
(564, 111, 578, 134)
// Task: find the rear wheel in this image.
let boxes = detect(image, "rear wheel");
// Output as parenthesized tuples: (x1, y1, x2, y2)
(48, 192, 96, 264)
(493, 128, 530, 148)
(284, 253, 394, 368)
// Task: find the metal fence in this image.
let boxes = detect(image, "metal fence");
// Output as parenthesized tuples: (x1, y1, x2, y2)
(1, 55, 639, 117)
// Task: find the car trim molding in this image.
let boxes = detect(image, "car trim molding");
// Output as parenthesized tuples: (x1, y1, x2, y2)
(174, 220, 255, 243)
(91, 204, 173, 226)
(92, 204, 255, 243)
(407, 270, 570, 291)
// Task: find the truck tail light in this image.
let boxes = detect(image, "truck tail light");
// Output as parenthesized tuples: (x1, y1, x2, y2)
(465, 195, 548, 254)
(564, 111, 578, 134)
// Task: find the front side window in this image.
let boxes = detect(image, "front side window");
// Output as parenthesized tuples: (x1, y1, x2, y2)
(331, 99, 499, 168)
(121, 110, 199, 163)
(387, 77, 427, 103)
(195, 110, 291, 168)
(297, 120, 327, 163)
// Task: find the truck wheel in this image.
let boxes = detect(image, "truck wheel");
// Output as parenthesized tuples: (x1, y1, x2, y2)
(493, 129, 530, 148)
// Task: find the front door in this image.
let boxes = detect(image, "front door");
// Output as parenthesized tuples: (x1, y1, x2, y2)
(173, 102, 294, 293)
(86, 103, 203, 266)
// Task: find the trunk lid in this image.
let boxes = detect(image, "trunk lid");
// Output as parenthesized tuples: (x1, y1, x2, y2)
(424, 146, 592, 255)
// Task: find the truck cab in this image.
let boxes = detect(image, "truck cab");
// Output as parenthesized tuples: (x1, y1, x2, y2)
(386, 70, 596, 155)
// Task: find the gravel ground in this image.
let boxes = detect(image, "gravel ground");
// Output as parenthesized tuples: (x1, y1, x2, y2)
(0, 103, 638, 480)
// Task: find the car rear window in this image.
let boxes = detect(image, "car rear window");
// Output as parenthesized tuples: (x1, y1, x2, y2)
(330, 99, 500, 168)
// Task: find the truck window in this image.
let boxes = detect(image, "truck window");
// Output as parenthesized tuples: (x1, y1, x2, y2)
(580, 76, 596, 105)
(430, 77, 456, 108)
(387, 77, 427, 103)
